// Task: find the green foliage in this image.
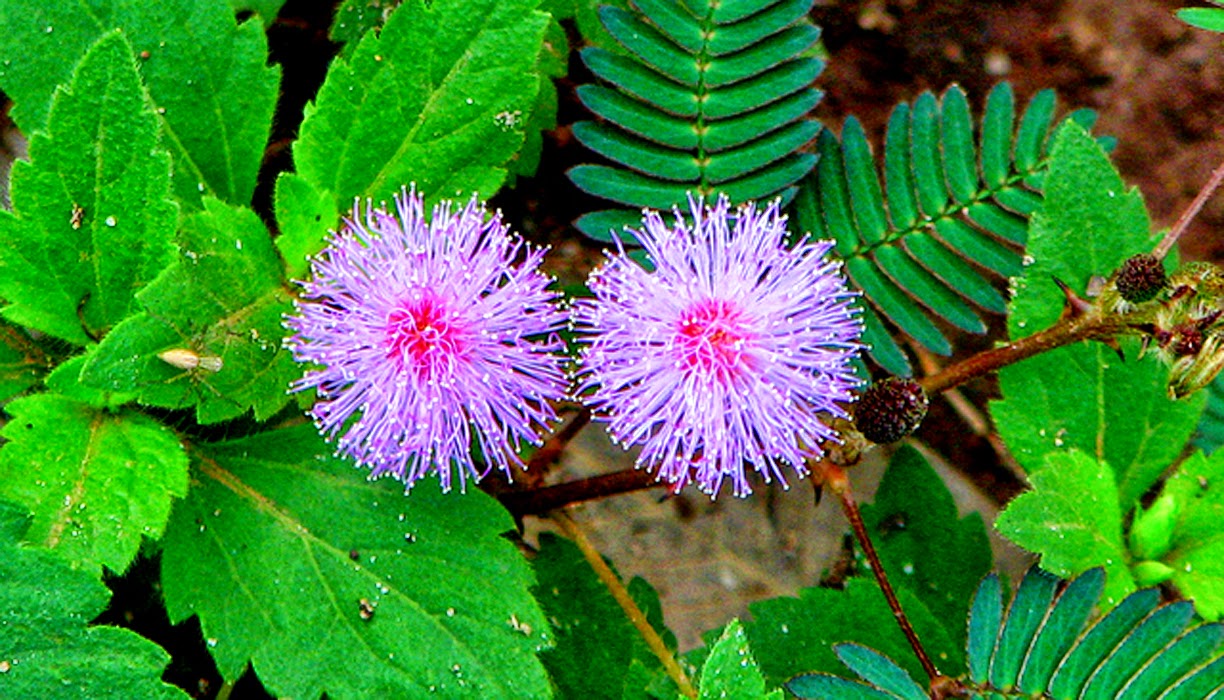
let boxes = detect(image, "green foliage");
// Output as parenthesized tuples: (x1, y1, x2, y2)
(0, 394, 188, 573)
(697, 620, 782, 700)
(0, 501, 188, 699)
(532, 533, 676, 698)
(0, 322, 45, 405)
(160, 424, 552, 699)
(80, 198, 298, 424)
(793, 83, 1100, 375)
(296, 0, 548, 212)
(992, 122, 1205, 509)
(0, 31, 177, 346)
(228, 0, 286, 26)
(1195, 373, 1224, 454)
(570, 0, 822, 241)
(860, 445, 993, 652)
(1179, 2, 1224, 32)
(994, 451, 1135, 607)
(0, 0, 279, 209)
(786, 568, 1224, 699)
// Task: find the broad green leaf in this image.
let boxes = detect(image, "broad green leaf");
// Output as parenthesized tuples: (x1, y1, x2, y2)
(230, 0, 286, 26)
(330, 0, 393, 55)
(0, 31, 176, 346)
(860, 445, 992, 653)
(699, 620, 780, 700)
(744, 576, 961, 687)
(0, 394, 188, 573)
(995, 451, 1135, 607)
(992, 339, 1205, 509)
(1156, 449, 1224, 620)
(160, 424, 552, 699)
(80, 198, 297, 424)
(993, 121, 1203, 506)
(532, 533, 676, 699)
(0, 506, 187, 699)
(273, 171, 338, 279)
(296, 0, 547, 208)
(1007, 121, 1153, 334)
(0, 0, 279, 208)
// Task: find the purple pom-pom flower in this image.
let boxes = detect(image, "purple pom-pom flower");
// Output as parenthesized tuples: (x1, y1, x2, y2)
(573, 195, 863, 497)
(284, 188, 569, 491)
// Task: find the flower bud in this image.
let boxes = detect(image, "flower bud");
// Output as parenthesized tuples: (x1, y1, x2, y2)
(1115, 254, 1167, 304)
(854, 377, 929, 444)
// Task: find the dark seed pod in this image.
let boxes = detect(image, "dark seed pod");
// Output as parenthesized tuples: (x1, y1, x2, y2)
(855, 378, 929, 445)
(1115, 254, 1167, 303)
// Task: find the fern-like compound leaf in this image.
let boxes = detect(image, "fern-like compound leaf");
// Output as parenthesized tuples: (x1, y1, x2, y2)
(570, 0, 823, 242)
(792, 83, 1099, 376)
(785, 568, 1224, 699)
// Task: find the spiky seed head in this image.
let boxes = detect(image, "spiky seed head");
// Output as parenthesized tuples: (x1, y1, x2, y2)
(855, 377, 929, 445)
(1115, 254, 1167, 304)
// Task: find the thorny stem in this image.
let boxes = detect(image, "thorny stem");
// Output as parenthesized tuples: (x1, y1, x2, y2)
(1153, 157, 1224, 261)
(820, 462, 945, 686)
(919, 308, 1119, 395)
(552, 510, 698, 698)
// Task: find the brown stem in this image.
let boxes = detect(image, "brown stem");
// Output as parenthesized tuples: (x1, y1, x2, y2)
(552, 510, 698, 698)
(1153, 156, 1224, 261)
(498, 467, 665, 518)
(821, 463, 943, 684)
(919, 310, 1116, 395)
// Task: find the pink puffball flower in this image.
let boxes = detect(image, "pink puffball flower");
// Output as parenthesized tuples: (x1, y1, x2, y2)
(573, 196, 863, 497)
(284, 188, 569, 491)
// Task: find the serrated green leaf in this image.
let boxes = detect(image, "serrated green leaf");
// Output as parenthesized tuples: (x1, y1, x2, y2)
(698, 620, 774, 700)
(995, 451, 1136, 607)
(1008, 121, 1154, 332)
(0, 0, 279, 208)
(45, 353, 136, 409)
(532, 533, 676, 699)
(860, 445, 992, 656)
(744, 577, 960, 686)
(0, 514, 187, 699)
(230, 0, 286, 26)
(161, 425, 552, 698)
(330, 0, 393, 55)
(297, 0, 547, 208)
(992, 340, 1205, 509)
(80, 198, 297, 424)
(0, 394, 188, 573)
(0, 31, 176, 346)
(273, 171, 338, 280)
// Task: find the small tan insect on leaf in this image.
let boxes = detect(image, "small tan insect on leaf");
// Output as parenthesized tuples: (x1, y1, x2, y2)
(158, 348, 223, 373)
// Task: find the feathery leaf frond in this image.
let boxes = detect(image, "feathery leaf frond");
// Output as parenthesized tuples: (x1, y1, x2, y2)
(570, 0, 823, 241)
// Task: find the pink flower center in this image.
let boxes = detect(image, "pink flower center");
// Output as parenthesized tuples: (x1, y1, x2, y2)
(675, 299, 753, 380)
(385, 293, 467, 378)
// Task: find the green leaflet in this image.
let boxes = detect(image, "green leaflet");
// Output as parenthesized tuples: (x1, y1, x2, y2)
(1148, 449, 1224, 620)
(79, 198, 298, 424)
(698, 620, 782, 700)
(0, 0, 279, 208)
(995, 451, 1135, 607)
(0, 502, 187, 699)
(0, 394, 188, 574)
(0, 31, 177, 346)
(296, 0, 548, 209)
(160, 424, 552, 699)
